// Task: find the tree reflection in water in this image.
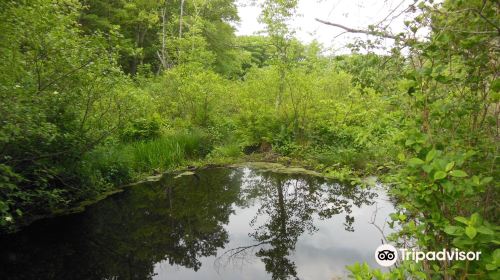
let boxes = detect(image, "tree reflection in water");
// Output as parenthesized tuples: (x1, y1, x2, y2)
(0, 167, 378, 280)
(219, 170, 377, 280)
(0, 168, 242, 280)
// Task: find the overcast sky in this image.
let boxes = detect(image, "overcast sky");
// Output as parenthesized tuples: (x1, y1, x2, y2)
(235, 0, 415, 53)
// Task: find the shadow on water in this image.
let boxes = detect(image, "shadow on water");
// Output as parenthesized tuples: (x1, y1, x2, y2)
(0, 167, 389, 280)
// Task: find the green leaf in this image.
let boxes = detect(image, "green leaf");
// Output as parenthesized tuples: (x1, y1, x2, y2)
(444, 225, 462, 236)
(372, 270, 385, 279)
(454, 216, 469, 225)
(405, 139, 415, 146)
(481, 177, 493, 185)
(408, 157, 425, 166)
(426, 149, 437, 162)
(434, 171, 447, 180)
(485, 263, 498, 271)
(397, 152, 406, 162)
(445, 161, 455, 172)
(415, 271, 427, 279)
(422, 164, 433, 174)
(493, 249, 500, 260)
(450, 170, 468, 177)
(470, 213, 480, 225)
(465, 226, 477, 239)
(408, 220, 416, 230)
(476, 226, 494, 235)
(472, 176, 480, 186)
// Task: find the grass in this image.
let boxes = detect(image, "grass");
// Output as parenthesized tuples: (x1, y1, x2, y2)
(85, 130, 212, 186)
(130, 137, 184, 171)
(85, 128, 374, 191)
(128, 130, 211, 172)
(208, 143, 242, 159)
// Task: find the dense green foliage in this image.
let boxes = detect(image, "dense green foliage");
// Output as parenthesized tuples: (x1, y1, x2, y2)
(344, 1, 499, 279)
(0, 0, 498, 278)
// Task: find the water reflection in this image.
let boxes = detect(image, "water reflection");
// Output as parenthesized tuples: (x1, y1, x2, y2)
(0, 167, 388, 280)
(219, 170, 377, 280)
(0, 168, 242, 280)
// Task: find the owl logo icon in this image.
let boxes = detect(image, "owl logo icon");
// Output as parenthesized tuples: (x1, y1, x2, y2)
(375, 244, 398, 267)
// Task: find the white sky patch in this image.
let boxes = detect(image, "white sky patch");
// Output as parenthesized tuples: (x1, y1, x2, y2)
(235, 0, 417, 54)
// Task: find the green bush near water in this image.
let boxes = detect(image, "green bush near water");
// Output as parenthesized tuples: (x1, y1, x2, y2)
(128, 130, 211, 172)
(120, 117, 162, 142)
(208, 143, 243, 160)
(83, 131, 212, 187)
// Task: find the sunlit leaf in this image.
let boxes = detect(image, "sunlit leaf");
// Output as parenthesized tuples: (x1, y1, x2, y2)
(465, 226, 477, 239)
(449, 170, 468, 177)
(433, 171, 446, 180)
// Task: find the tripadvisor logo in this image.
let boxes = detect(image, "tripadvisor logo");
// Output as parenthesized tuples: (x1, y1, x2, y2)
(375, 244, 398, 267)
(374, 244, 481, 267)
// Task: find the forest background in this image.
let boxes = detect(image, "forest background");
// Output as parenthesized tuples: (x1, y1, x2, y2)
(0, 0, 498, 278)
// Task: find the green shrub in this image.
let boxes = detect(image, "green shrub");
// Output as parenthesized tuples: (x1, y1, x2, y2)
(120, 116, 162, 142)
(83, 144, 135, 186)
(0, 164, 23, 229)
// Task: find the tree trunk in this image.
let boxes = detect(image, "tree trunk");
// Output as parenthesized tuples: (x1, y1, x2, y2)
(277, 179, 287, 238)
(179, 0, 185, 38)
(157, 6, 169, 71)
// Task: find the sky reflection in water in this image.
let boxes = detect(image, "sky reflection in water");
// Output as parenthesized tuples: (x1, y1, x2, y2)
(0, 167, 394, 280)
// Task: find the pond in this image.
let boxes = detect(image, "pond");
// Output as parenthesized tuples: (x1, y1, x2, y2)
(0, 166, 394, 280)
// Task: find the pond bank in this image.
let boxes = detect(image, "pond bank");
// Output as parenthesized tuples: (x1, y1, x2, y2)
(7, 156, 379, 234)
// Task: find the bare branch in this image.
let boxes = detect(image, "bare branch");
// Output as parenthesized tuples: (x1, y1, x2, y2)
(375, 0, 407, 27)
(315, 18, 398, 40)
(369, 203, 389, 245)
(473, 9, 500, 33)
(33, 59, 94, 95)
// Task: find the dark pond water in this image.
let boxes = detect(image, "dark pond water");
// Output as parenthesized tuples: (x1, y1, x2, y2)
(0, 167, 394, 280)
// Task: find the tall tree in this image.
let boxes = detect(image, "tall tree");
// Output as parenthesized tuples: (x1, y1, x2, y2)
(259, 0, 298, 109)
